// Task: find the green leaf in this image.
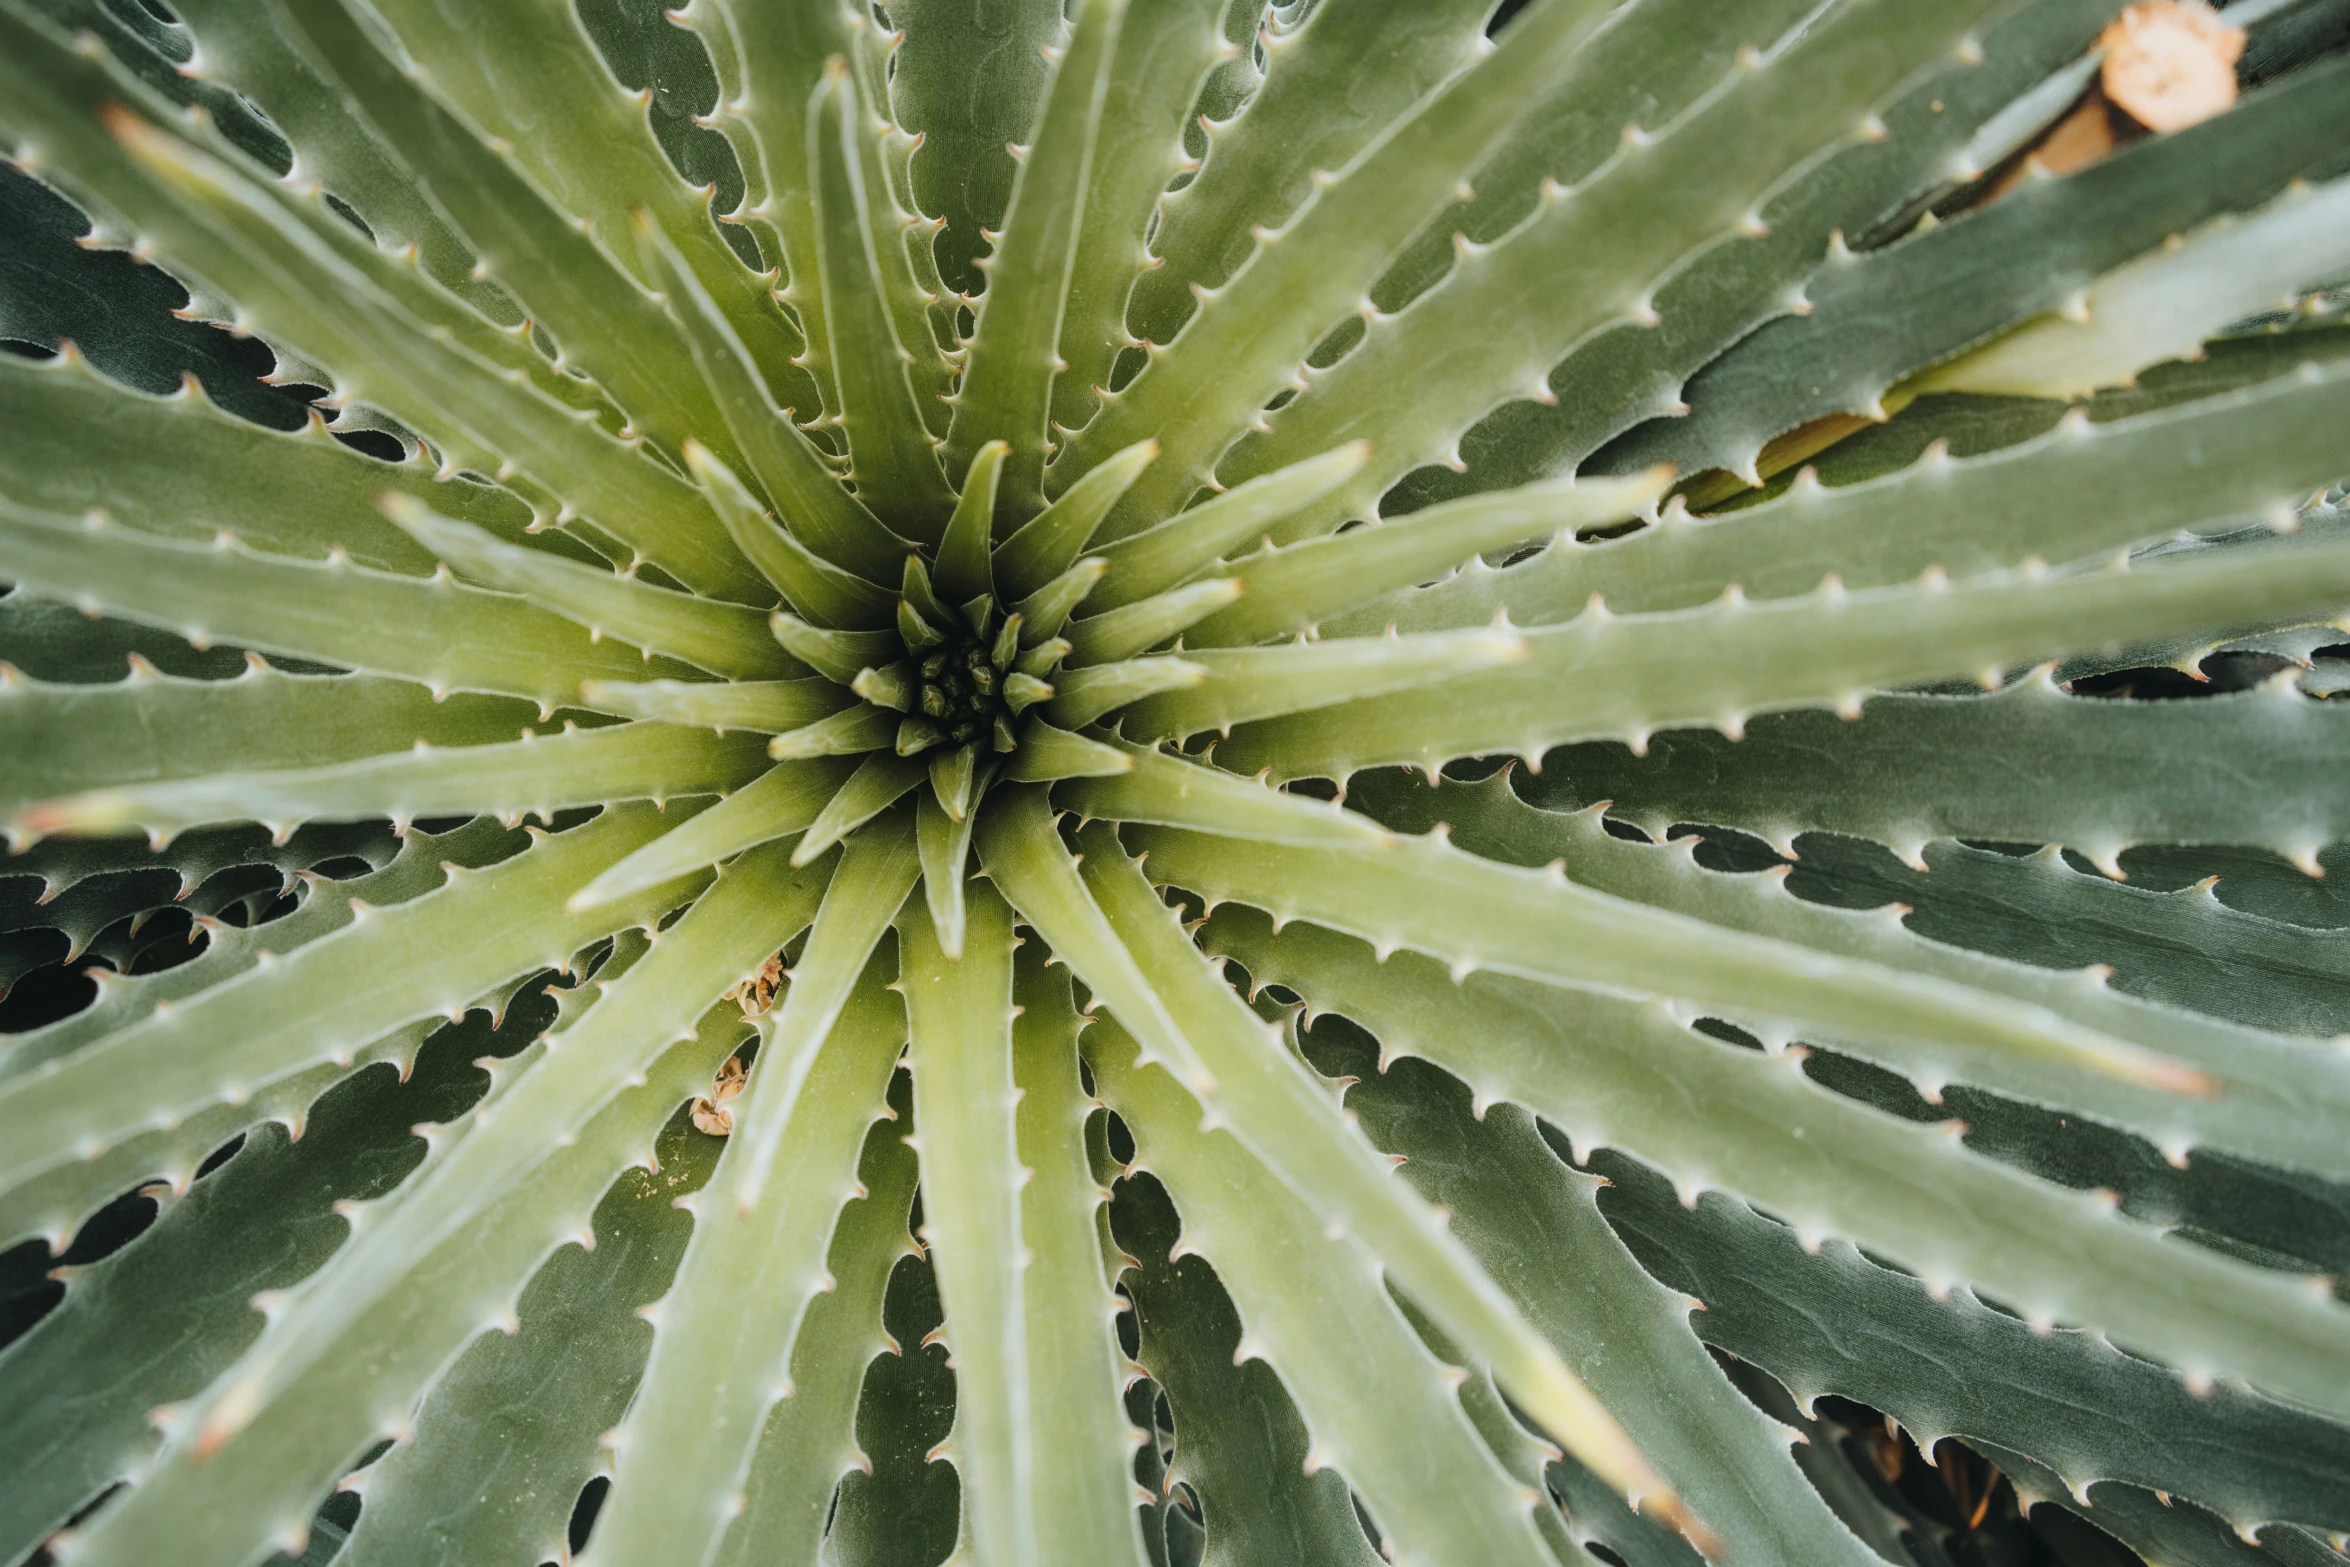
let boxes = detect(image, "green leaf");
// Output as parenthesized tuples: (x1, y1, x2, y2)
(1219, 0, 2037, 537)
(16, 721, 767, 843)
(947, 0, 1127, 511)
(1108, 1171, 1384, 1567)
(0, 14, 760, 601)
(1008, 941, 1156, 1565)
(1120, 0, 1497, 352)
(384, 498, 792, 681)
(266, 0, 735, 468)
(680, 442, 899, 631)
(886, 0, 1064, 295)
(63, 976, 761, 1567)
(994, 439, 1158, 598)
(0, 804, 708, 1203)
(1593, 1150, 2350, 1535)
(1526, 671, 2350, 874)
(0, 664, 535, 819)
(0, 350, 563, 575)
(1086, 443, 1371, 607)
(1045, 0, 1232, 442)
(1787, 833, 2350, 1039)
(578, 677, 850, 733)
(1057, 741, 1394, 849)
(1601, 56, 2350, 484)
(1045, 657, 1205, 729)
(584, 945, 908, 1567)
(710, 1067, 924, 1567)
(638, 222, 906, 584)
(0, 497, 686, 715)
(1069, 823, 1670, 1523)
(1120, 629, 1528, 738)
(1348, 768, 2350, 1184)
(973, 786, 1218, 1098)
(1362, 360, 2350, 635)
(1083, 1018, 1582, 1567)
(1058, 0, 1630, 536)
(1209, 911, 2350, 1429)
(825, 1252, 964, 1567)
(1184, 470, 1669, 647)
(937, 440, 1008, 604)
(0, 997, 548, 1563)
(808, 61, 958, 538)
(685, 0, 860, 420)
(1013, 558, 1113, 645)
(1139, 815, 2218, 1109)
(769, 613, 899, 685)
(768, 704, 899, 762)
(1299, 1025, 1883, 1567)
(335, 1095, 727, 1567)
(1213, 540, 2350, 782)
(1001, 721, 1134, 784)
(916, 787, 978, 960)
(336, 0, 811, 412)
(1917, 175, 2350, 404)
(903, 888, 1039, 1567)
(793, 753, 928, 866)
(1062, 578, 1241, 666)
(569, 757, 859, 911)
(166, 0, 513, 318)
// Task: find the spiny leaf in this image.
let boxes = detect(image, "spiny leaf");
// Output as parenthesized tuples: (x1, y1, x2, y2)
(1057, 741, 1394, 849)
(1062, 578, 1241, 666)
(578, 677, 850, 734)
(0, 663, 535, 819)
(0, 498, 674, 715)
(915, 787, 977, 961)
(15, 722, 768, 843)
(792, 753, 927, 867)
(1085, 442, 1372, 609)
(1213, 0, 2013, 540)
(384, 497, 794, 680)
(768, 704, 899, 761)
(1121, 629, 1528, 738)
(946, 0, 1128, 511)
(1209, 911, 2350, 1429)
(1070, 823, 1675, 1527)
(807, 60, 957, 537)
(1084, 1019, 1597, 1567)
(1044, 656, 1205, 729)
(638, 220, 907, 584)
(582, 949, 907, 1567)
(901, 887, 1043, 1567)
(682, 441, 899, 631)
(1187, 468, 1669, 648)
(1526, 670, 2350, 873)
(709, 1069, 924, 1566)
(1355, 768, 2350, 1183)
(0, 803, 709, 1257)
(569, 757, 859, 911)
(937, 439, 1008, 604)
(1214, 540, 2350, 781)
(994, 438, 1158, 598)
(1592, 1149, 2350, 1537)
(1001, 721, 1135, 784)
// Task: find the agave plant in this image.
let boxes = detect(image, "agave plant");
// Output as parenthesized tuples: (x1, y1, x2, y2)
(4, 0, 2350, 1562)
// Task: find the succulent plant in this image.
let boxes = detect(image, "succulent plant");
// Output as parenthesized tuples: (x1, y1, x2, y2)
(4, 0, 2350, 1563)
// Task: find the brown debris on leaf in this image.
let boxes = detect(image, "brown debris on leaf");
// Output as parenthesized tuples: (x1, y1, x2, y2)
(726, 952, 784, 1018)
(691, 1054, 749, 1137)
(2099, 0, 2246, 134)
(1978, 0, 2245, 201)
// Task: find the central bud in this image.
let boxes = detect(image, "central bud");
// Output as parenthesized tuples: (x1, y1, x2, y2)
(916, 632, 1005, 747)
